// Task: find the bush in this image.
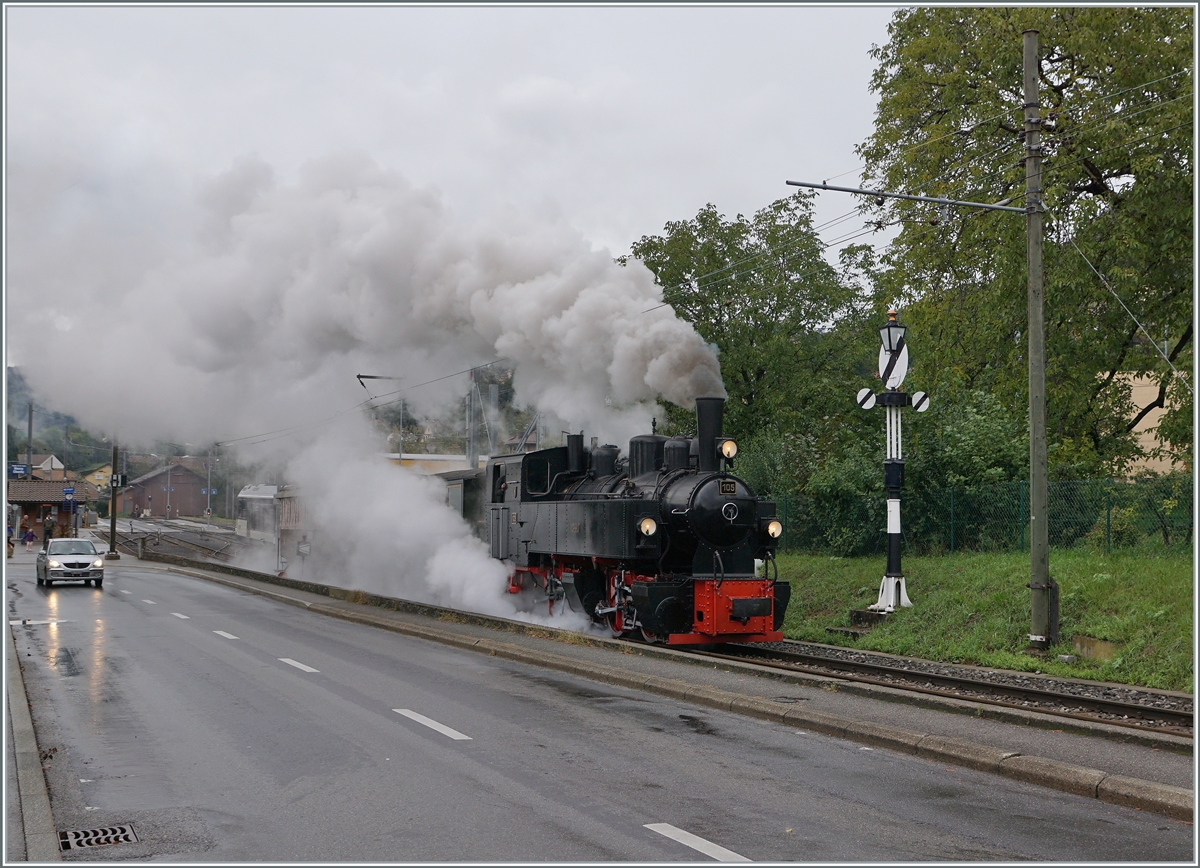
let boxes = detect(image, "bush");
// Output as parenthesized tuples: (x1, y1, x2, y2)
(1085, 505, 1142, 549)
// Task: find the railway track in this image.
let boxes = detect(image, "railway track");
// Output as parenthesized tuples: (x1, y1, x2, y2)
(100, 528, 239, 562)
(692, 640, 1193, 737)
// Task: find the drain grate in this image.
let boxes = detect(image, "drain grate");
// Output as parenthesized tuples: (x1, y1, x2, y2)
(59, 824, 139, 851)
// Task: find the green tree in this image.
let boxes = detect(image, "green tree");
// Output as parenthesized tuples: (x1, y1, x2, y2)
(858, 7, 1192, 475)
(623, 192, 879, 491)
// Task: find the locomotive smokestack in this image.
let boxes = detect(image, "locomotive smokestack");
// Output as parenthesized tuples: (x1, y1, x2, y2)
(695, 396, 724, 473)
(567, 433, 584, 474)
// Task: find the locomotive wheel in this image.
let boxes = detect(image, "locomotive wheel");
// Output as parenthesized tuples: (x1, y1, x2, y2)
(606, 612, 625, 638)
(581, 592, 604, 624)
(639, 625, 660, 644)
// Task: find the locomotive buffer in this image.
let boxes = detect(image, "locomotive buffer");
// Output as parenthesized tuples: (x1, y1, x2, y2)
(856, 310, 929, 613)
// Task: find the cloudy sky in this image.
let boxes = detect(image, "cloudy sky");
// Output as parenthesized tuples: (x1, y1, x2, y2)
(5, 4, 898, 448)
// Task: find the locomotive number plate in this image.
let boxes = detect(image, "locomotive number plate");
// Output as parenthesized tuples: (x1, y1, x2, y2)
(719, 480, 737, 495)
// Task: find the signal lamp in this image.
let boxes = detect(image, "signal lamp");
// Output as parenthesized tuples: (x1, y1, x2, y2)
(719, 438, 738, 459)
(638, 517, 658, 537)
(880, 309, 906, 353)
(766, 520, 783, 539)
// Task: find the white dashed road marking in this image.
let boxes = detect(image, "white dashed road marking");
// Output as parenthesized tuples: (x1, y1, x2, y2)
(392, 709, 471, 741)
(644, 823, 750, 862)
(279, 658, 319, 673)
(142, 600, 157, 604)
(171, 613, 189, 619)
(119, 590, 131, 595)
(8, 620, 73, 626)
(213, 631, 238, 640)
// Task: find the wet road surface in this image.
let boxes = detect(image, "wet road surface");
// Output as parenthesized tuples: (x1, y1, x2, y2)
(7, 558, 1193, 861)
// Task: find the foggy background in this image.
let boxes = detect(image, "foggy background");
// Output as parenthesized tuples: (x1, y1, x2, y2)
(5, 5, 895, 618)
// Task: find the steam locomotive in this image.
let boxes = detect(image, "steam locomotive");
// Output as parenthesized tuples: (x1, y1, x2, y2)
(445, 397, 790, 645)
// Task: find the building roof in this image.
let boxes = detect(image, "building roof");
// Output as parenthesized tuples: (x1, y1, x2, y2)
(5, 479, 96, 504)
(237, 484, 278, 500)
(126, 463, 207, 487)
(30, 468, 77, 481)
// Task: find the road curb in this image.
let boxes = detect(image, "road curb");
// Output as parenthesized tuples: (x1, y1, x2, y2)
(161, 564, 1194, 821)
(6, 624, 61, 861)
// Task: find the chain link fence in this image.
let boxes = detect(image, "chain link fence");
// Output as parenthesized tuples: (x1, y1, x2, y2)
(778, 474, 1193, 556)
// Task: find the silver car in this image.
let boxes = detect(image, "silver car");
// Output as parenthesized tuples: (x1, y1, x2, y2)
(36, 539, 105, 588)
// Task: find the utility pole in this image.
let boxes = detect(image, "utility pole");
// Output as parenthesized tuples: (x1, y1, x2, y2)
(206, 450, 213, 527)
(488, 383, 499, 456)
(786, 30, 1058, 649)
(26, 403, 33, 477)
(465, 370, 478, 470)
(1025, 29, 1056, 648)
(107, 443, 120, 559)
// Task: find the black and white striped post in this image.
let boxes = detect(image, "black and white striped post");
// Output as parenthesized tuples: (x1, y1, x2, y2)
(856, 310, 929, 613)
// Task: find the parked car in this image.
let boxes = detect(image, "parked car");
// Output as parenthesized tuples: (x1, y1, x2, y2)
(36, 539, 104, 588)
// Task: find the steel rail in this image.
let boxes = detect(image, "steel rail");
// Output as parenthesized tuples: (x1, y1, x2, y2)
(692, 645, 1192, 735)
(106, 529, 235, 562)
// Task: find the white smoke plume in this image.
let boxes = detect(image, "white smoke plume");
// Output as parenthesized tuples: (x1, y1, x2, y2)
(7, 152, 724, 621)
(10, 152, 723, 448)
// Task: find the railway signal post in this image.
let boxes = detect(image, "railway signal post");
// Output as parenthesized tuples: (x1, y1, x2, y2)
(788, 29, 1059, 648)
(856, 310, 929, 613)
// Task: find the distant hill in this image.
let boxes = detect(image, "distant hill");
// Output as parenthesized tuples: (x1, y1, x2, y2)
(6, 367, 77, 433)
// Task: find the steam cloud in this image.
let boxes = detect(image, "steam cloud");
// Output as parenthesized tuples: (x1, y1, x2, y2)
(8, 152, 725, 621)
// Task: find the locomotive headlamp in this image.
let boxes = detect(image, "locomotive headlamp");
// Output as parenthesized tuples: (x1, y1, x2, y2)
(766, 520, 783, 539)
(638, 517, 658, 537)
(719, 438, 738, 460)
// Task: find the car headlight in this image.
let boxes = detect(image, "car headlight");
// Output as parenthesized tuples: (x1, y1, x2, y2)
(93, 559, 104, 568)
(719, 438, 738, 459)
(48, 559, 61, 568)
(638, 517, 658, 536)
(766, 520, 783, 539)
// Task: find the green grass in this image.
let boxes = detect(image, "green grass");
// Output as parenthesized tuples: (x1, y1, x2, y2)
(777, 542, 1194, 693)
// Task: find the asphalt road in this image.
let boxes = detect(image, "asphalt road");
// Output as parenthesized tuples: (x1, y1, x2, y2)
(7, 557, 1192, 861)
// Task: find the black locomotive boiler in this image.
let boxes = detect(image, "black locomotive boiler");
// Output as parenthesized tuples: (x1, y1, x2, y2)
(446, 397, 790, 645)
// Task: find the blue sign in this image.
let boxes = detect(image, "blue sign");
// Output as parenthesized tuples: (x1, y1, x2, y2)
(9, 464, 27, 476)
(162, 486, 175, 492)
(201, 488, 219, 495)
(62, 487, 75, 495)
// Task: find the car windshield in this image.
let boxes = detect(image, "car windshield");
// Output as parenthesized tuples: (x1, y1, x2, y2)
(47, 540, 98, 556)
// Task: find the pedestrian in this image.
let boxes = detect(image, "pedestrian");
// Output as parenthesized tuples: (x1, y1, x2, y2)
(42, 513, 55, 547)
(23, 529, 36, 552)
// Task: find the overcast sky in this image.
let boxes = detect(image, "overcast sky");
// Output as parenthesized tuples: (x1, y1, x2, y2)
(5, 4, 899, 446)
(7, 5, 896, 245)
